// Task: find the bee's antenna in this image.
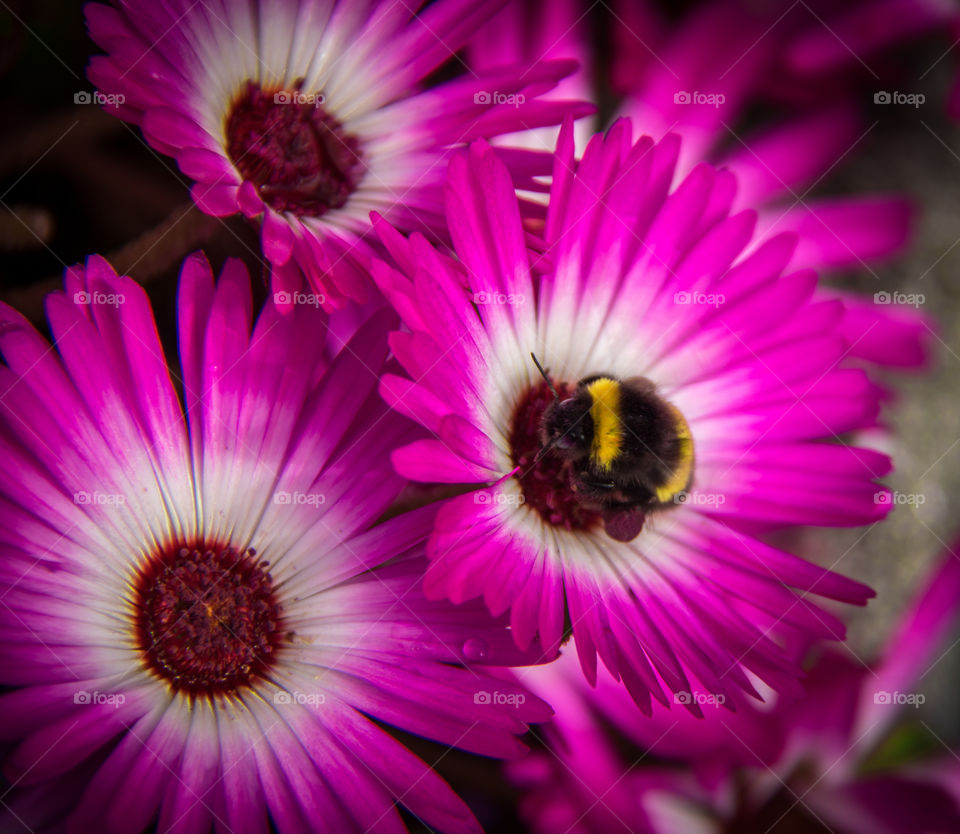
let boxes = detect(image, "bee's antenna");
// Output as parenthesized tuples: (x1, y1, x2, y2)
(530, 352, 560, 401)
(532, 439, 558, 466)
(529, 352, 565, 466)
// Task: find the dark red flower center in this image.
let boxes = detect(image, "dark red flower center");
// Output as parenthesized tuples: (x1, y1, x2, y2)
(509, 380, 602, 532)
(134, 542, 282, 696)
(224, 80, 363, 217)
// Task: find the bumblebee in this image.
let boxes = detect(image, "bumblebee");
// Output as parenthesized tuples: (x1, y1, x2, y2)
(532, 354, 694, 542)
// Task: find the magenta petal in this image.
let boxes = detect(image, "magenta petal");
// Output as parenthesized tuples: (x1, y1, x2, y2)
(437, 413, 498, 470)
(190, 182, 239, 217)
(836, 291, 933, 368)
(392, 440, 491, 483)
(856, 538, 960, 741)
(783, 197, 912, 269)
(176, 146, 238, 184)
(5, 686, 153, 785)
(379, 374, 450, 432)
(142, 107, 213, 152)
(262, 211, 296, 265)
(236, 179, 264, 217)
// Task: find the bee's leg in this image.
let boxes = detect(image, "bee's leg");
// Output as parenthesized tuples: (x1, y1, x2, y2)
(602, 505, 646, 542)
(573, 477, 616, 494)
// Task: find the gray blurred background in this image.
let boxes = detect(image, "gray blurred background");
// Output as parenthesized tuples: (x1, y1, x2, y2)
(810, 56, 960, 745)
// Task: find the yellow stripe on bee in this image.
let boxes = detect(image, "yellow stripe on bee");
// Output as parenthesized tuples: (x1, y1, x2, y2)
(586, 378, 623, 471)
(655, 406, 694, 503)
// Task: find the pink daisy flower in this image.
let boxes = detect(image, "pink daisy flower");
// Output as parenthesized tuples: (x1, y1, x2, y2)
(468, 0, 933, 369)
(0, 254, 551, 833)
(84, 0, 589, 307)
(614, 2, 906, 258)
(611, 0, 934, 370)
(776, 0, 960, 122)
(775, 0, 953, 82)
(372, 121, 892, 715)
(510, 536, 960, 833)
(465, 0, 597, 155)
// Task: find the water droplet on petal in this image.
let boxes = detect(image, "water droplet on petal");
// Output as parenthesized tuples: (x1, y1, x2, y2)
(462, 638, 489, 661)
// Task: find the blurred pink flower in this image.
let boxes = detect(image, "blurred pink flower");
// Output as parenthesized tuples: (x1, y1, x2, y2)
(85, 0, 591, 307)
(468, 0, 935, 368)
(512, 535, 960, 833)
